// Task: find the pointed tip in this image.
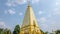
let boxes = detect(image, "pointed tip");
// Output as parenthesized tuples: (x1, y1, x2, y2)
(27, 0, 31, 7)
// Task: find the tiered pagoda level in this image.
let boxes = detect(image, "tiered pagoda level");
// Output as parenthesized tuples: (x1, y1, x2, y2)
(20, 4, 42, 34)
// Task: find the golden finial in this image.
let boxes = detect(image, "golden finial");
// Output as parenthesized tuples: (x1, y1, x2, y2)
(27, 0, 30, 6)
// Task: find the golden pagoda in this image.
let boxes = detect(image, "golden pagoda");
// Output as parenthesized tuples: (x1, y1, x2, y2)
(20, 0, 42, 34)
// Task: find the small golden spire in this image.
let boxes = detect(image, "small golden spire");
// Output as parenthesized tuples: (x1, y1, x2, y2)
(27, 0, 30, 6)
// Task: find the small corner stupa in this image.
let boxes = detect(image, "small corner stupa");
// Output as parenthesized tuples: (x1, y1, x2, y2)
(20, 0, 42, 34)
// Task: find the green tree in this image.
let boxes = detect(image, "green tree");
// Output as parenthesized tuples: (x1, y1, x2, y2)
(13, 31, 17, 34)
(44, 32, 48, 34)
(7, 30, 11, 34)
(4, 28, 8, 34)
(4, 28, 11, 34)
(40, 30, 44, 34)
(56, 30, 60, 34)
(13, 25, 20, 34)
(0, 28, 3, 34)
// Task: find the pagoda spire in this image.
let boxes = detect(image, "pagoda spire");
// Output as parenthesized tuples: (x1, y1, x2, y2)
(20, 0, 42, 34)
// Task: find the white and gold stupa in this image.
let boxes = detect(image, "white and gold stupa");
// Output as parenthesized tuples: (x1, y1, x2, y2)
(20, 0, 42, 34)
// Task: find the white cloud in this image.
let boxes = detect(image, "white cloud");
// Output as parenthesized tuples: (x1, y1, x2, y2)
(6, 2, 16, 7)
(5, 9, 16, 15)
(38, 17, 60, 32)
(6, 0, 27, 6)
(40, 17, 60, 32)
(47, 19, 57, 26)
(38, 17, 47, 23)
(47, 14, 52, 18)
(50, 22, 58, 31)
(19, 12, 23, 16)
(32, 0, 40, 4)
(0, 21, 6, 28)
(41, 24, 48, 29)
(53, 8, 60, 15)
(37, 0, 60, 32)
(8, 9, 16, 15)
(52, 0, 60, 15)
(38, 11, 43, 15)
(40, 17, 47, 23)
(45, 17, 60, 32)
(6, 0, 40, 6)
(40, 24, 48, 32)
(0, 22, 5, 26)
(50, 0, 60, 15)
(56, 2, 60, 6)
(17, 0, 27, 4)
(0, 21, 12, 29)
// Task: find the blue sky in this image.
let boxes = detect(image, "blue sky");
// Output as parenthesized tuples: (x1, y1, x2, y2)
(0, 0, 60, 32)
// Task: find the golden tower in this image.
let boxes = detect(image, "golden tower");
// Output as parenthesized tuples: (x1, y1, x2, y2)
(20, 0, 42, 34)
